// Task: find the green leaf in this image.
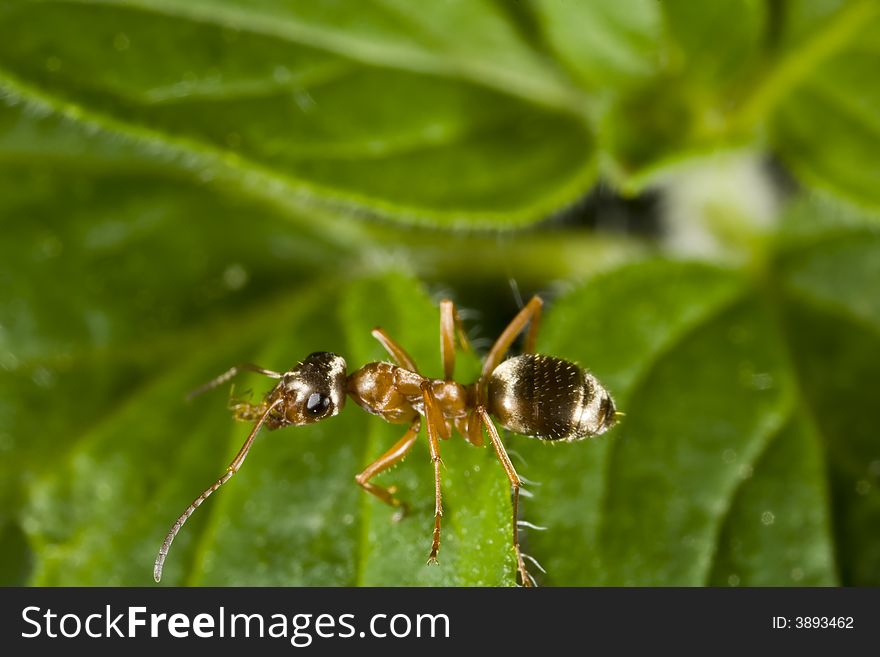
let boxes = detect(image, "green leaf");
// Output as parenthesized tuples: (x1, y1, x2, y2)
(770, 1, 880, 210)
(532, 0, 662, 91)
(4, 0, 877, 217)
(573, 0, 768, 181)
(0, 0, 596, 228)
(590, 0, 880, 210)
(518, 200, 880, 585)
(661, 0, 767, 85)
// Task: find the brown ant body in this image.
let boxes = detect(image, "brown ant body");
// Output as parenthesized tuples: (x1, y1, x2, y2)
(154, 296, 618, 586)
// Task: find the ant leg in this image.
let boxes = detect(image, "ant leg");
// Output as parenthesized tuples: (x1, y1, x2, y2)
(421, 382, 446, 564)
(440, 299, 475, 381)
(465, 410, 484, 447)
(187, 363, 282, 401)
(355, 418, 420, 520)
(441, 302, 480, 446)
(478, 407, 534, 587)
(371, 327, 419, 372)
(440, 300, 456, 381)
(481, 296, 543, 379)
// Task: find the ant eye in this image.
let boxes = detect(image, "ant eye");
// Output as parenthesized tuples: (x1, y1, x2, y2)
(305, 392, 331, 416)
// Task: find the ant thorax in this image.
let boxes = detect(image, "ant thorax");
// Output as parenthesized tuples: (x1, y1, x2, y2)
(346, 362, 472, 425)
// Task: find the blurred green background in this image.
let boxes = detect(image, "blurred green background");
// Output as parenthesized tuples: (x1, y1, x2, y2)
(1, 0, 879, 586)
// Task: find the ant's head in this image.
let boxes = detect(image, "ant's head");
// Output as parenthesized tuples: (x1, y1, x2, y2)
(267, 352, 348, 426)
(153, 352, 349, 582)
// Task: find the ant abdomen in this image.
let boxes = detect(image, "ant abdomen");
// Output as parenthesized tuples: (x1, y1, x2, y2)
(487, 354, 616, 441)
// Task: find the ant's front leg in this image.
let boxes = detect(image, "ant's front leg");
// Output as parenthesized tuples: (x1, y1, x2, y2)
(355, 418, 420, 520)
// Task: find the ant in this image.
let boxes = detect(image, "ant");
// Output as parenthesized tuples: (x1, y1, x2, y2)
(153, 296, 618, 586)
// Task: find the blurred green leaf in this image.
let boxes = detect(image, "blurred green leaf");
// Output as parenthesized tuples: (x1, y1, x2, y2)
(0, 0, 595, 228)
(2, 0, 877, 217)
(519, 199, 880, 585)
(600, 0, 767, 178)
(770, 1, 880, 210)
(661, 0, 767, 85)
(548, 0, 768, 181)
(592, 0, 880, 208)
(532, 0, 662, 90)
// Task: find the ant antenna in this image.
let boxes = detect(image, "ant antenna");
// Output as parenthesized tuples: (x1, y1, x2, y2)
(153, 397, 284, 583)
(186, 363, 282, 401)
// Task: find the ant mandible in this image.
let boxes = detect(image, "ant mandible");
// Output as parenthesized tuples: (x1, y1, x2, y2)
(153, 296, 618, 586)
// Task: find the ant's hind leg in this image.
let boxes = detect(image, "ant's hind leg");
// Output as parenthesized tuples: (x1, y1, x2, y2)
(371, 328, 419, 372)
(187, 363, 282, 401)
(482, 296, 543, 379)
(355, 418, 420, 520)
(478, 407, 535, 587)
